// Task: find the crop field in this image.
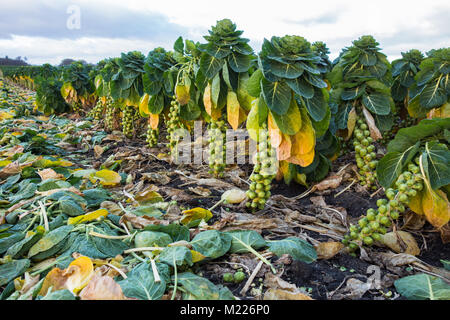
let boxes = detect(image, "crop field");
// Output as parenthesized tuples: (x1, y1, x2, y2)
(0, 19, 448, 302)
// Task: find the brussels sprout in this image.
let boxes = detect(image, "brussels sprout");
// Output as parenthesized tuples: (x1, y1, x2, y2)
(234, 271, 246, 283)
(223, 273, 234, 283)
(363, 236, 373, 246)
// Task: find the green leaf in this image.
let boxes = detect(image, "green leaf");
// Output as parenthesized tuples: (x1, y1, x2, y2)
(28, 226, 73, 261)
(58, 197, 84, 217)
(0, 233, 25, 254)
(228, 52, 251, 73)
(200, 53, 224, 79)
(144, 224, 190, 242)
(441, 260, 450, 271)
(174, 272, 234, 300)
(419, 81, 447, 109)
(6, 232, 43, 258)
(261, 78, 292, 115)
(423, 141, 450, 190)
(173, 36, 184, 54)
(158, 246, 193, 267)
(387, 118, 450, 153)
(246, 69, 263, 97)
(190, 230, 231, 259)
(225, 230, 267, 254)
(0, 259, 30, 286)
(118, 262, 167, 300)
(269, 60, 304, 79)
(180, 100, 201, 121)
(270, 98, 302, 135)
(211, 72, 221, 107)
(306, 87, 328, 121)
(362, 93, 391, 115)
(306, 73, 328, 88)
(286, 77, 313, 99)
(395, 273, 450, 300)
(40, 289, 76, 300)
(359, 52, 377, 66)
(267, 237, 317, 263)
(341, 85, 365, 101)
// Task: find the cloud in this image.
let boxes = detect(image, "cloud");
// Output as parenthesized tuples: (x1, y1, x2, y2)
(0, 0, 448, 65)
(0, 0, 186, 41)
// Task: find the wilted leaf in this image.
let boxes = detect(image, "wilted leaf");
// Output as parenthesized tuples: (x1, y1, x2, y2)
(89, 169, 121, 187)
(381, 231, 420, 256)
(221, 189, 246, 204)
(39, 256, 94, 296)
(180, 208, 213, 227)
(67, 209, 109, 225)
(79, 274, 127, 300)
(315, 241, 344, 260)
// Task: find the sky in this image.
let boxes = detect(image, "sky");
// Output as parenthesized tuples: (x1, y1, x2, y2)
(0, 0, 449, 65)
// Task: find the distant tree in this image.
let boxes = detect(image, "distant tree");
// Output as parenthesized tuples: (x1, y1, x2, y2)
(15, 56, 22, 61)
(60, 58, 76, 66)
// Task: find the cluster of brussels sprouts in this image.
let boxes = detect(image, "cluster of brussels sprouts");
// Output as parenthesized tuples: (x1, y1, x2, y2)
(89, 99, 105, 120)
(246, 127, 277, 211)
(353, 114, 378, 190)
(166, 97, 184, 155)
(122, 105, 135, 138)
(343, 160, 424, 252)
(208, 119, 227, 177)
(72, 101, 82, 113)
(105, 98, 115, 131)
(146, 124, 159, 147)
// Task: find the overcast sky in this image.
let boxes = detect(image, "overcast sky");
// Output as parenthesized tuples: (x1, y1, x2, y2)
(0, 0, 449, 65)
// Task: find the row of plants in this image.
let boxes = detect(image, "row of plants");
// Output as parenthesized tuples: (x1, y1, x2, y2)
(1, 19, 449, 255)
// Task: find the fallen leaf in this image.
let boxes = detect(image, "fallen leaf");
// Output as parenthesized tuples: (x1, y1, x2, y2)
(37, 168, 64, 181)
(221, 189, 247, 204)
(39, 256, 94, 296)
(313, 175, 343, 191)
(381, 231, 420, 256)
(315, 241, 344, 260)
(79, 274, 127, 300)
(263, 288, 313, 300)
(188, 187, 211, 197)
(94, 145, 105, 159)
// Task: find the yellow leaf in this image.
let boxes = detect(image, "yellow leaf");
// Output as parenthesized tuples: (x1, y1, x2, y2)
(176, 84, 190, 106)
(180, 207, 213, 226)
(315, 241, 344, 259)
(203, 83, 221, 120)
(290, 108, 315, 156)
(287, 148, 315, 167)
(346, 106, 357, 140)
(227, 90, 241, 130)
(268, 113, 282, 148)
(422, 188, 450, 228)
(68, 209, 109, 225)
(149, 113, 159, 130)
(190, 250, 206, 263)
(0, 160, 12, 167)
(139, 93, 150, 116)
(89, 169, 121, 187)
(408, 190, 425, 215)
(39, 256, 94, 296)
(277, 134, 292, 161)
